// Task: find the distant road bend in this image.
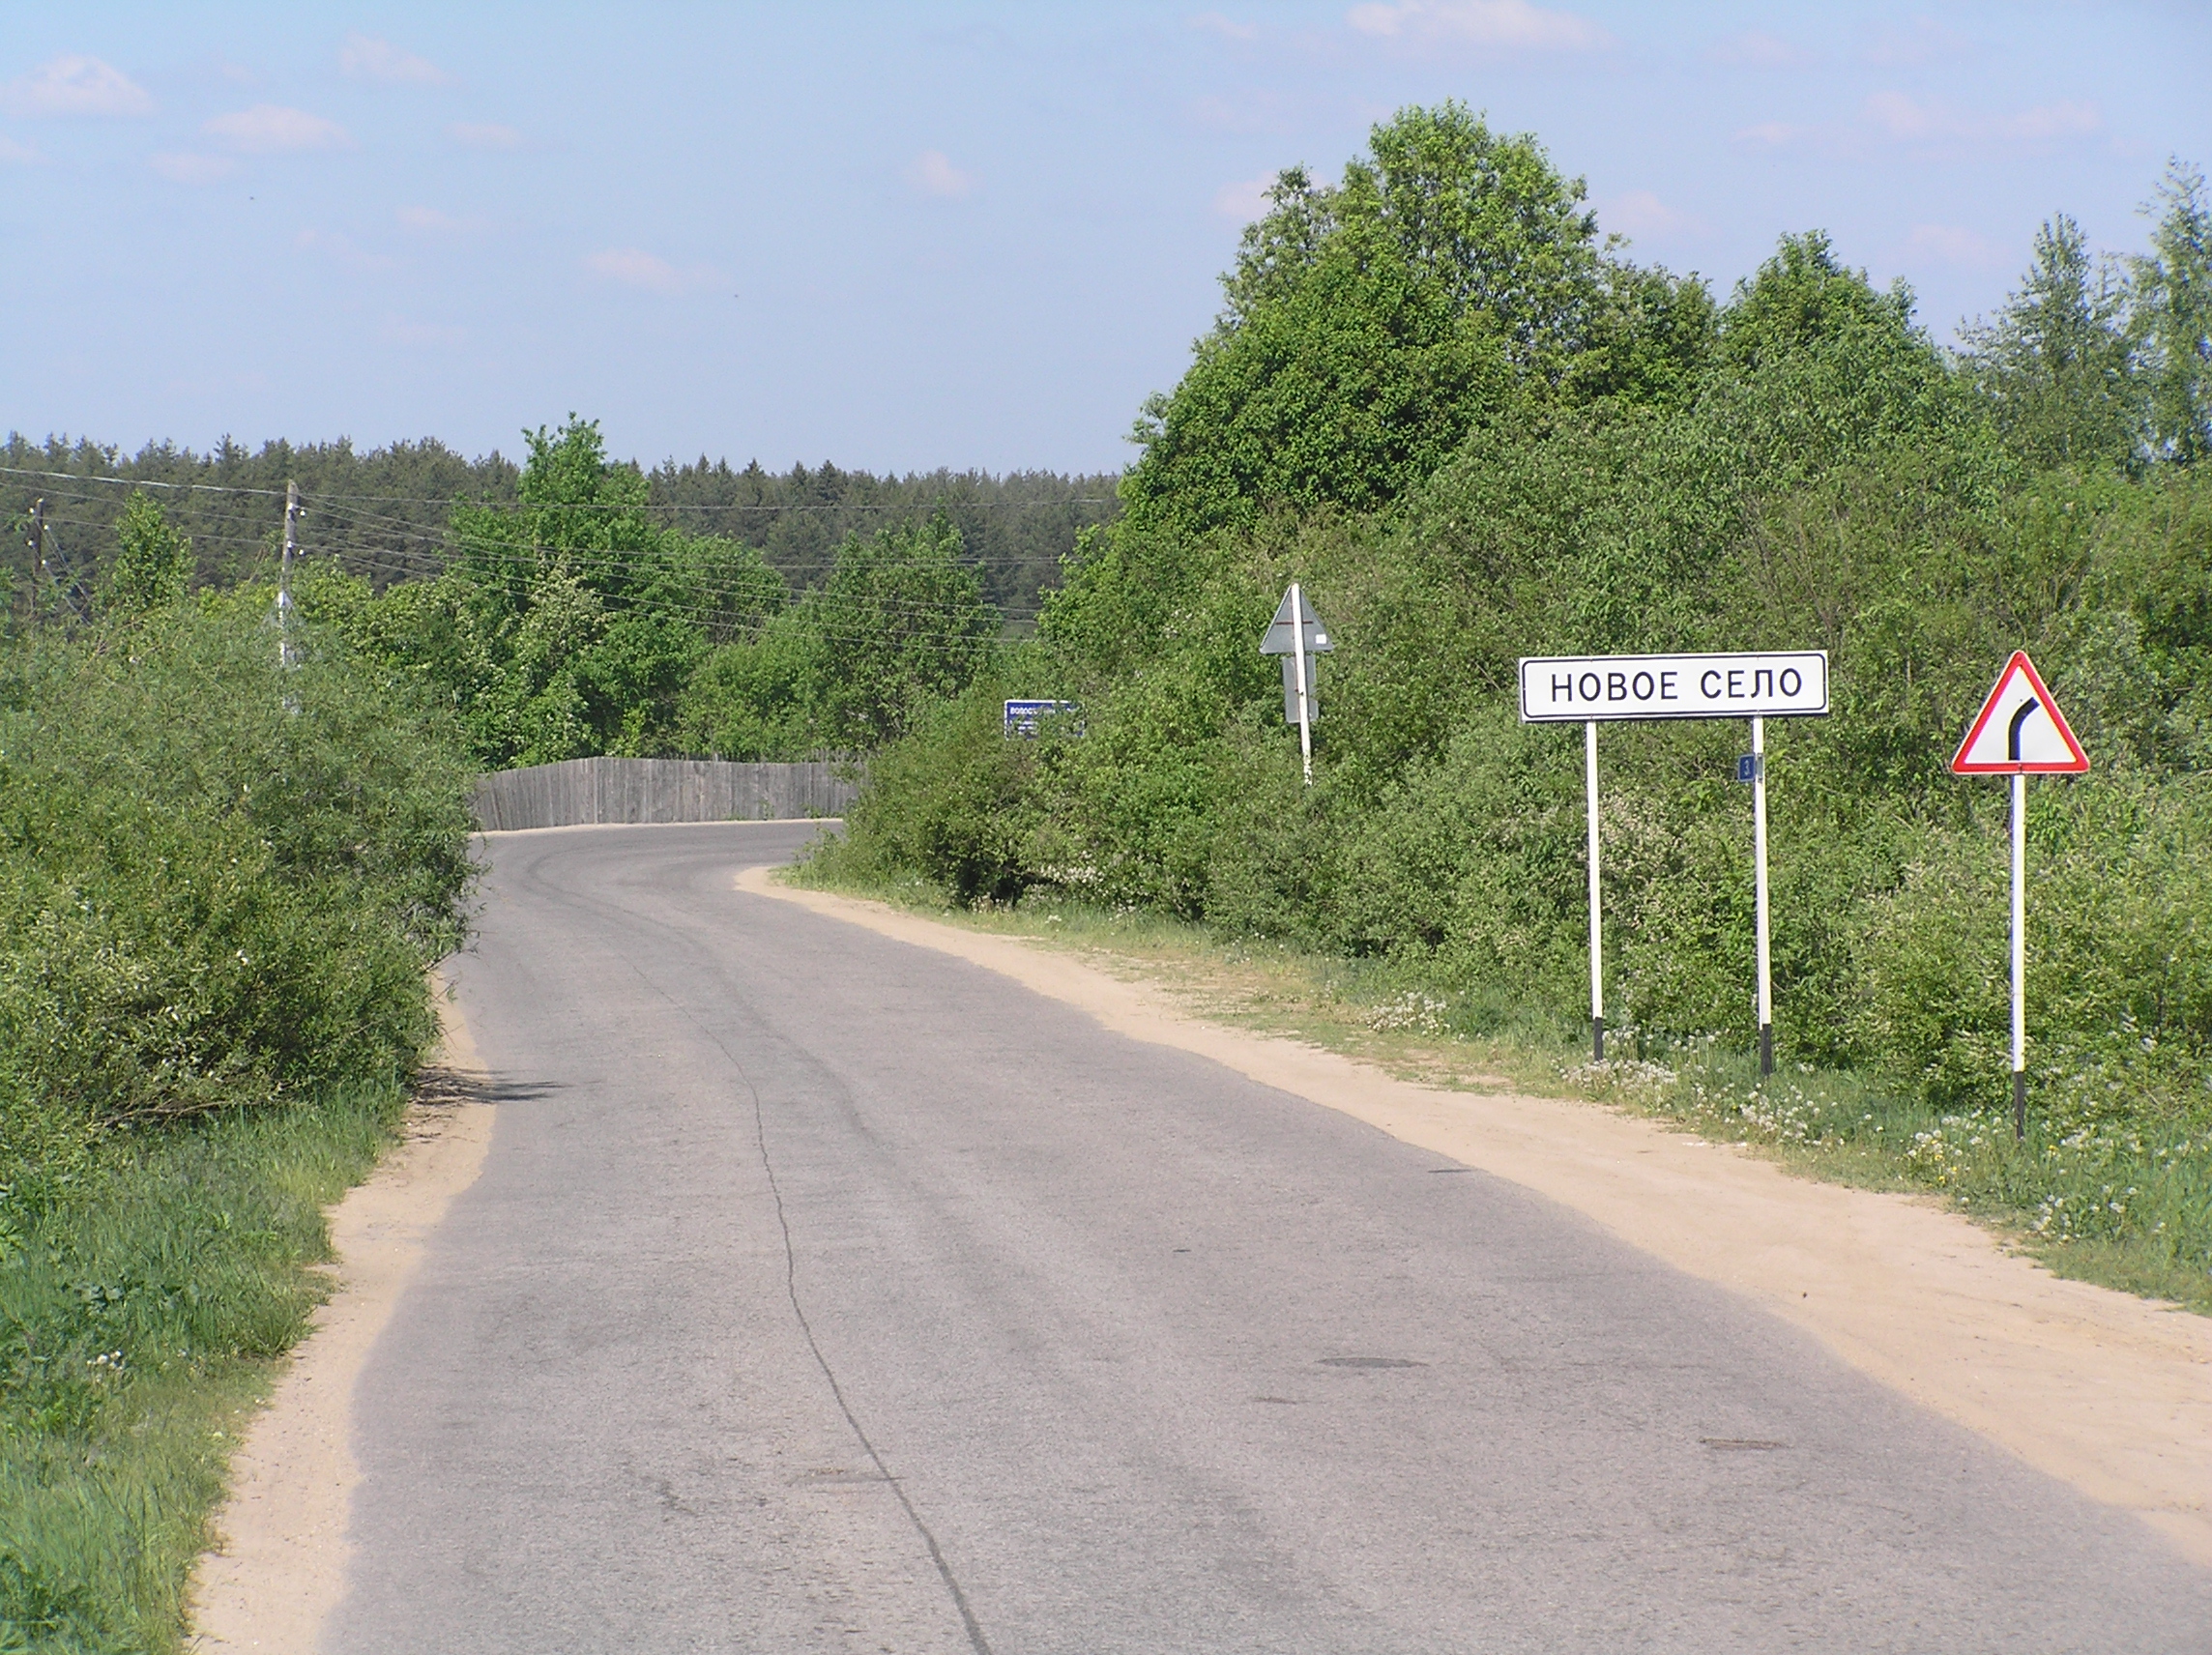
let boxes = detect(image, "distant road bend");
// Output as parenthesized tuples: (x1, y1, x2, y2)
(330, 823, 2212, 1654)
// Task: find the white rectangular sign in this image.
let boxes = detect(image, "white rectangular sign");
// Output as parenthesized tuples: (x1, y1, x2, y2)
(1519, 651, 1829, 722)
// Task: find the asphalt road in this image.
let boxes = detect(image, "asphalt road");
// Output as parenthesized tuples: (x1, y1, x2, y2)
(330, 822, 2212, 1654)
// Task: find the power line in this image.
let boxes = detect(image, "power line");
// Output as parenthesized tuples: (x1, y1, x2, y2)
(15, 506, 1074, 579)
(15, 517, 1038, 645)
(15, 515, 1054, 638)
(274, 537, 1042, 639)
(304, 495, 1085, 570)
(0, 462, 1121, 514)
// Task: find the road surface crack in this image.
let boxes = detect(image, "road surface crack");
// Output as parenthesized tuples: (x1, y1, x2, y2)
(617, 949, 996, 1655)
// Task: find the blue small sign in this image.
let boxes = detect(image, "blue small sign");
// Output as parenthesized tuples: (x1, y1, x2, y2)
(1004, 699, 1079, 738)
(1734, 754, 1763, 783)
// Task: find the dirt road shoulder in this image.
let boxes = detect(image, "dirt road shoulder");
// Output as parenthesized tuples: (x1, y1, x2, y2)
(189, 982, 497, 1652)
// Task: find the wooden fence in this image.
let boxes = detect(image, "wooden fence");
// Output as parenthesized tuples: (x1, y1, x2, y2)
(473, 758, 858, 831)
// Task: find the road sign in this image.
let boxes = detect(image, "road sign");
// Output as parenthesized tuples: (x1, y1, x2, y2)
(1004, 699, 1078, 737)
(1950, 651, 2088, 773)
(1519, 651, 1828, 721)
(1520, 650, 1829, 1071)
(1260, 588, 1334, 657)
(1951, 651, 2088, 1144)
(1261, 584, 1331, 786)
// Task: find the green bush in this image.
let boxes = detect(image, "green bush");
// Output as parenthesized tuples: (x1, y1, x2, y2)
(0, 588, 474, 1652)
(0, 602, 474, 1180)
(811, 681, 1049, 904)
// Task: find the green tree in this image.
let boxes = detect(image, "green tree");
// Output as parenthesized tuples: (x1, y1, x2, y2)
(1963, 215, 2139, 470)
(1123, 103, 1708, 537)
(2132, 160, 2212, 465)
(679, 614, 829, 759)
(406, 418, 763, 764)
(101, 491, 194, 616)
(1702, 232, 1985, 496)
(805, 516, 1000, 748)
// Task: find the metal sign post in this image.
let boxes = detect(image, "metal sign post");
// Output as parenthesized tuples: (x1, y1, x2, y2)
(2012, 769, 2026, 1133)
(1521, 651, 1830, 1068)
(1260, 586, 1334, 787)
(1585, 720, 1603, 1061)
(1950, 650, 2089, 1141)
(1752, 716, 1772, 1075)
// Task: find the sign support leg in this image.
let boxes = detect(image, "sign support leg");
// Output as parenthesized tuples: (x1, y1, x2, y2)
(1753, 716, 1772, 1079)
(1291, 581, 1313, 788)
(2012, 769, 2026, 1142)
(1586, 720, 1603, 1064)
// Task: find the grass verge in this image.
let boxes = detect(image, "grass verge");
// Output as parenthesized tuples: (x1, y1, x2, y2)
(787, 865, 2212, 1318)
(0, 1081, 411, 1654)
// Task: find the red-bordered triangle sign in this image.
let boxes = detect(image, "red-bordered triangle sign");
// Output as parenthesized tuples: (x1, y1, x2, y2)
(1951, 651, 2089, 774)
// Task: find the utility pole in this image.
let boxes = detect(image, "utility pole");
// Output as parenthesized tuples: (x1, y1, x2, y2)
(26, 497, 46, 627)
(277, 480, 299, 667)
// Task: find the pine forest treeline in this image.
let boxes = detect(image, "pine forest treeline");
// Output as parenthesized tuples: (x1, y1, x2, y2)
(1, 434, 1118, 624)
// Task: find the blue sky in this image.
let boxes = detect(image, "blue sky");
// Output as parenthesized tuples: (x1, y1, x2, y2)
(3, 3, 2206, 474)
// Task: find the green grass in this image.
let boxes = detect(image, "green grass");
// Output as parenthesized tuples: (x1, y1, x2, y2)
(789, 864, 2212, 1317)
(0, 1082, 409, 1654)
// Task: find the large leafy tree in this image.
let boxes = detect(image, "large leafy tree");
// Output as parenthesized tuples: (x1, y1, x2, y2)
(348, 419, 786, 766)
(804, 516, 999, 748)
(100, 492, 195, 617)
(679, 515, 1001, 757)
(2132, 160, 2212, 465)
(1962, 215, 2139, 471)
(1121, 102, 1712, 537)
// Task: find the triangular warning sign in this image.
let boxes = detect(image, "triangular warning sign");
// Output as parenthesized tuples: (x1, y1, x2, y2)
(1260, 586, 1334, 656)
(1951, 651, 2088, 774)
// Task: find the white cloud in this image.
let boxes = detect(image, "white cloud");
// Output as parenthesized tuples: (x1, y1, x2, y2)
(1907, 224, 2003, 267)
(448, 121, 522, 150)
(150, 152, 234, 185)
(1711, 29, 1815, 70)
(383, 315, 467, 347)
(1599, 189, 1703, 239)
(1863, 90, 1937, 140)
(907, 149, 975, 198)
(295, 228, 395, 271)
(0, 135, 44, 163)
(1346, 0, 1611, 50)
(1, 55, 154, 118)
(396, 205, 469, 233)
(2002, 102, 2102, 142)
(1731, 121, 1804, 149)
(1865, 17, 1975, 67)
(1213, 174, 1273, 221)
(205, 104, 353, 154)
(1189, 12, 1260, 41)
(1189, 90, 1296, 134)
(585, 247, 718, 294)
(340, 34, 451, 86)
(1864, 91, 2098, 147)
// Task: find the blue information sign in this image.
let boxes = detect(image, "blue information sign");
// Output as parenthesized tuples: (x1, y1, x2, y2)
(1004, 699, 1078, 737)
